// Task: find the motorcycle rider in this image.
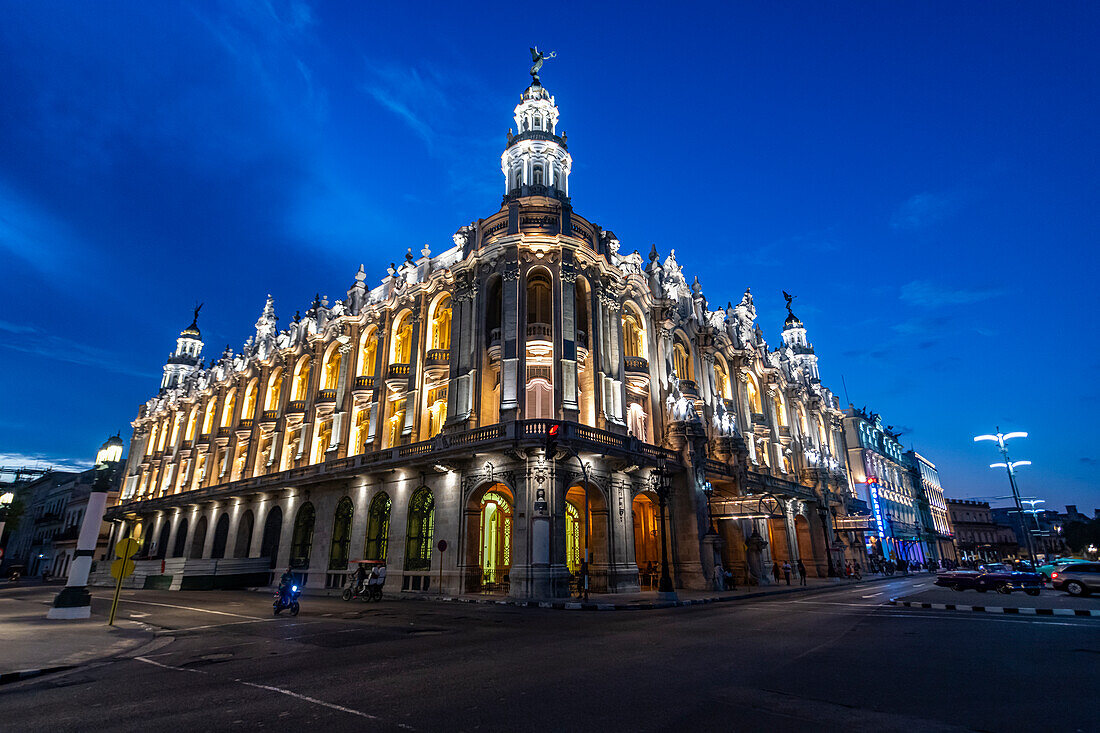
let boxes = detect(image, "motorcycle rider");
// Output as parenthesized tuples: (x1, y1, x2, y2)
(277, 567, 295, 601)
(351, 562, 369, 594)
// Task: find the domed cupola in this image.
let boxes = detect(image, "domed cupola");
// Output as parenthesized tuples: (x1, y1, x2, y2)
(501, 48, 572, 203)
(161, 304, 205, 393)
(780, 292, 819, 381)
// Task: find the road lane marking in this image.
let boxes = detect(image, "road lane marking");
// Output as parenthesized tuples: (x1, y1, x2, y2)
(135, 656, 413, 728)
(861, 592, 884, 598)
(94, 596, 264, 619)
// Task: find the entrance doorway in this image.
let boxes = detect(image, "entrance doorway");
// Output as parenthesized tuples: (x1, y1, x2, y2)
(465, 483, 513, 593)
(632, 493, 659, 589)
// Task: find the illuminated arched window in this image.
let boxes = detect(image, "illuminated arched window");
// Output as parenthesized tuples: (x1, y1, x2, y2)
(322, 348, 341, 390)
(170, 412, 183, 444)
(526, 271, 552, 326)
(364, 492, 391, 561)
(292, 356, 311, 401)
(673, 341, 693, 381)
(146, 423, 158, 455)
(774, 391, 788, 427)
(358, 328, 377, 377)
(202, 398, 218, 435)
(431, 296, 452, 351)
(797, 404, 808, 435)
(265, 370, 283, 412)
(243, 380, 258, 419)
(565, 502, 581, 575)
(426, 386, 447, 437)
(622, 310, 646, 358)
(391, 313, 412, 364)
(404, 487, 435, 571)
(220, 390, 236, 428)
(185, 407, 198, 440)
(311, 419, 332, 463)
(351, 408, 369, 456)
(745, 374, 761, 414)
(289, 502, 315, 569)
(714, 358, 732, 400)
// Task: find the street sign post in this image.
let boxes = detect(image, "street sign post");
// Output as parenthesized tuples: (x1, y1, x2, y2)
(108, 537, 140, 626)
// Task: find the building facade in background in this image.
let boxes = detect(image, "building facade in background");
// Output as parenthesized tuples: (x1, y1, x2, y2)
(103, 68, 861, 596)
(946, 499, 1018, 563)
(905, 450, 954, 562)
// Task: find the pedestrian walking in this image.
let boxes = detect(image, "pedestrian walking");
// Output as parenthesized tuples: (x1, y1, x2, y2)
(713, 562, 725, 591)
(782, 561, 792, 586)
(796, 559, 807, 585)
(853, 561, 862, 580)
(772, 561, 781, 584)
(724, 567, 736, 591)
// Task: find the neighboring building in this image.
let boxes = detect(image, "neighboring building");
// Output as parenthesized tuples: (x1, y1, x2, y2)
(946, 499, 1017, 563)
(990, 507, 1067, 562)
(905, 450, 954, 563)
(843, 407, 923, 563)
(105, 63, 859, 597)
(3, 468, 121, 577)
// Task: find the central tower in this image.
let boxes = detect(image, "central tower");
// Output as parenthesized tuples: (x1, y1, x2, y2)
(501, 78, 572, 202)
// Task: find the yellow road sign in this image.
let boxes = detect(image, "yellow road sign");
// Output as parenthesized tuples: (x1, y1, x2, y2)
(110, 558, 135, 579)
(115, 537, 140, 560)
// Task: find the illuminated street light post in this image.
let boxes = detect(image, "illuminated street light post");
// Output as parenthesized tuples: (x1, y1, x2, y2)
(48, 435, 124, 620)
(653, 457, 677, 600)
(974, 429, 1041, 572)
(0, 491, 14, 554)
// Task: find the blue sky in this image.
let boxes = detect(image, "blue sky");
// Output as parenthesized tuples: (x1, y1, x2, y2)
(1, 2, 1097, 512)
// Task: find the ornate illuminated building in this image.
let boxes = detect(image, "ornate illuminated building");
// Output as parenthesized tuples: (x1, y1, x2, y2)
(105, 62, 860, 596)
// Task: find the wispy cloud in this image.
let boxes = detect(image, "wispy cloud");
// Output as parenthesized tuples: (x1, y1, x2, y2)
(890, 191, 963, 230)
(0, 451, 92, 472)
(1080, 457, 1099, 467)
(899, 280, 1003, 308)
(0, 321, 157, 379)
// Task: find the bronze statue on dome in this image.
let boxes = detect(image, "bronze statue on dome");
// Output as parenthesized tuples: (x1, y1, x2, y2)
(530, 47, 556, 82)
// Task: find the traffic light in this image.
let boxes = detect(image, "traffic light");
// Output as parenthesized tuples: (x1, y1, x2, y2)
(545, 422, 560, 458)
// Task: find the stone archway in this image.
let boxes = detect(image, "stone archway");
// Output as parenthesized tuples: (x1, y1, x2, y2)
(463, 482, 514, 594)
(632, 492, 660, 589)
(565, 481, 610, 592)
(795, 515, 815, 576)
(234, 510, 255, 558)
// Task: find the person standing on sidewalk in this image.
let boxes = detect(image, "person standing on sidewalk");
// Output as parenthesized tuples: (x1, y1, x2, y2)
(796, 559, 807, 585)
(772, 561, 781, 584)
(782, 561, 792, 586)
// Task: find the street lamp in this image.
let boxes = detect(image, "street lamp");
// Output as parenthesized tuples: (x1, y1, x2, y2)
(48, 434, 124, 620)
(974, 429, 1041, 572)
(652, 457, 677, 600)
(702, 481, 715, 535)
(0, 491, 15, 558)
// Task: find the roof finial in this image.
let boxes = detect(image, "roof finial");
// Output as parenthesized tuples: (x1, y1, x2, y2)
(529, 46, 557, 84)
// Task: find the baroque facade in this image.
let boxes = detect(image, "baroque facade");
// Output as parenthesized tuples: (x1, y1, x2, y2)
(106, 68, 858, 597)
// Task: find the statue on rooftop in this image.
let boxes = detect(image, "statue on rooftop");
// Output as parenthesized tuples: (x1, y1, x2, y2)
(530, 47, 556, 82)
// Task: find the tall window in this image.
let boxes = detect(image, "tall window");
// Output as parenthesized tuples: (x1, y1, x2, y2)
(714, 359, 731, 399)
(364, 492, 391, 561)
(527, 272, 552, 326)
(289, 502, 315, 569)
(243, 380, 258, 419)
(292, 357, 311, 400)
(746, 374, 762, 414)
(328, 497, 353, 570)
(431, 296, 452, 350)
(533, 164, 544, 184)
(387, 398, 407, 447)
(673, 342, 693, 381)
(323, 349, 341, 390)
(311, 419, 332, 463)
(565, 502, 581, 575)
(185, 407, 198, 440)
(221, 390, 236, 428)
(622, 312, 645, 358)
(774, 392, 788, 426)
(265, 370, 283, 411)
(351, 408, 369, 455)
(358, 328, 377, 376)
(202, 399, 218, 435)
(427, 386, 447, 437)
(404, 488, 435, 571)
(391, 313, 412, 364)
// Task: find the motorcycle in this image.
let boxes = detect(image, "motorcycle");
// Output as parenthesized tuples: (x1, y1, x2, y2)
(341, 581, 382, 602)
(273, 583, 301, 616)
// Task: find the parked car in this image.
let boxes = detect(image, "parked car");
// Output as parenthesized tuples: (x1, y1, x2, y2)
(1037, 557, 1089, 581)
(934, 564, 1043, 595)
(1050, 563, 1100, 597)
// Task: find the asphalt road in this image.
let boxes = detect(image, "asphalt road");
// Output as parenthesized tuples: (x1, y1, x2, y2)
(2, 577, 1097, 732)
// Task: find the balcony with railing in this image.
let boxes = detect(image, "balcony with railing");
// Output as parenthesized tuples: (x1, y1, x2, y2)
(352, 375, 375, 391)
(316, 389, 337, 403)
(261, 410, 279, 422)
(526, 322, 552, 342)
(216, 427, 232, 439)
(238, 419, 254, 431)
(425, 349, 450, 367)
(624, 356, 649, 374)
(386, 363, 410, 381)
(680, 379, 699, 398)
(286, 400, 307, 414)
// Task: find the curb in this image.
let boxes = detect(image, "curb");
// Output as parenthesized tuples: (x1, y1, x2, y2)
(0, 665, 77, 686)
(396, 575, 902, 612)
(887, 598, 1100, 617)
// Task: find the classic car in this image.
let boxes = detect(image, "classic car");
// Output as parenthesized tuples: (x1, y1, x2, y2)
(933, 564, 1043, 595)
(1037, 557, 1089, 580)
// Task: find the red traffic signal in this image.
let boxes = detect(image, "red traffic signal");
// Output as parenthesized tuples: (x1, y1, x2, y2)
(545, 422, 560, 457)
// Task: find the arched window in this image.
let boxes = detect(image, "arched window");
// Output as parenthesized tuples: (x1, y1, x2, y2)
(292, 356, 311, 401)
(185, 407, 198, 441)
(221, 390, 236, 428)
(190, 515, 208, 559)
(311, 419, 332, 464)
(234, 510, 254, 558)
(243, 380, 258, 420)
(673, 341, 693, 381)
(797, 404, 808, 435)
(357, 328, 377, 376)
(622, 310, 646, 358)
(526, 271, 552, 326)
(328, 497, 353, 570)
(202, 399, 218, 436)
(265, 370, 283, 412)
(211, 513, 230, 559)
(351, 408, 369, 456)
(322, 348, 341, 390)
(364, 492, 392, 561)
(745, 373, 762, 414)
(627, 402, 647, 441)
(404, 487, 435, 571)
(714, 358, 731, 400)
(172, 518, 189, 558)
(289, 502, 315, 569)
(565, 502, 581, 575)
(431, 296, 452, 351)
(145, 423, 158, 456)
(391, 312, 412, 364)
(533, 164, 544, 185)
(426, 386, 447, 437)
(774, 391, 788, 427)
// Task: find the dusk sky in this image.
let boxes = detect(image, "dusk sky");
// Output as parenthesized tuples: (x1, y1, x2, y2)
(1, 2, 1097, 513)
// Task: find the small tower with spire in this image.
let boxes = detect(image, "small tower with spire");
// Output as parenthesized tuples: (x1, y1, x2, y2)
(780, 292, 819, 381)
(160, 304, 205, 393)
(501, 50, 572, 202)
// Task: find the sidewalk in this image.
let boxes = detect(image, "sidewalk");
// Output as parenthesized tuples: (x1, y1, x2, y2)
(888, 585, 1100, 618)
(0, 587, 158, 680)
(405, 572, 904, 611)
